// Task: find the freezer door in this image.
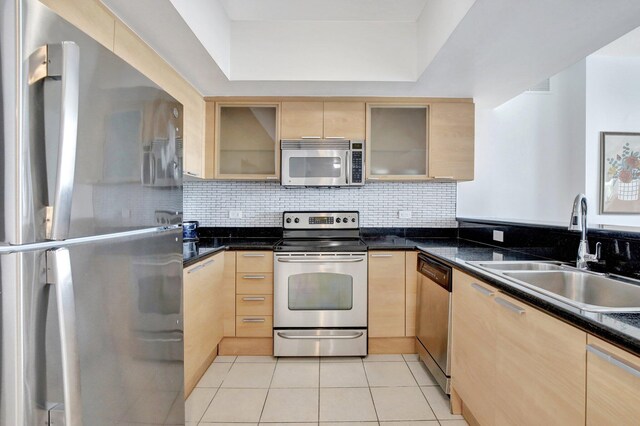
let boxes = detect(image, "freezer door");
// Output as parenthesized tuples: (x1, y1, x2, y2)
(3, 0, 183, 246)
(1, 229, 184, 426)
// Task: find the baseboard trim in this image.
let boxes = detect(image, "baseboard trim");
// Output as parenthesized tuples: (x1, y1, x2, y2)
(219, 337, 274, 355)
(368, 337, 416, 354)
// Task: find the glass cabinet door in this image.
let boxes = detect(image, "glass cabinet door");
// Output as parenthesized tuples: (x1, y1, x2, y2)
(367, 105, 429, 179)
(216, 104, 279, 179)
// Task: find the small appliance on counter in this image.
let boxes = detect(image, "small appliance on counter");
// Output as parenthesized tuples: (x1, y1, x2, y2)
(183, 220, 199, 241)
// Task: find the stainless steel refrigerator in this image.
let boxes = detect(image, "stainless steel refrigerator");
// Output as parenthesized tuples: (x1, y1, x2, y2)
(1, 0, 185, 424)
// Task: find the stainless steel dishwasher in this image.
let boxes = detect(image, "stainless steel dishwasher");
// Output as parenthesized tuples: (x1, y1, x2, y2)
(416, 253, 453, 394)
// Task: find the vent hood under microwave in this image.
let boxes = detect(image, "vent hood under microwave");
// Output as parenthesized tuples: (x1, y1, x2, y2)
(280, 139, 365, 188)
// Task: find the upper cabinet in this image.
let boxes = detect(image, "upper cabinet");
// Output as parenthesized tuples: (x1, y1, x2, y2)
(281, 101, 366, 140)
(214, 102, 280, 180)
(367, 104, 429, 180)
(366, 101, 474, 181)
(429, 102, 474, 181)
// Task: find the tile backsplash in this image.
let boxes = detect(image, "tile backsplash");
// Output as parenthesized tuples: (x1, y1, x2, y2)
(184, 181, 457, 227)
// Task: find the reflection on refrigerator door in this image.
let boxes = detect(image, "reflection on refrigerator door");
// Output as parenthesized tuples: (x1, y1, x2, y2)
(131, 254, 184, 361)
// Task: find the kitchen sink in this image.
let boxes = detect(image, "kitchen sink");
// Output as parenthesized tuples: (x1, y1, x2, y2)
(502, 271, 640, 312)
(467, 260, 640, 313)
(473, 261, 566, 271)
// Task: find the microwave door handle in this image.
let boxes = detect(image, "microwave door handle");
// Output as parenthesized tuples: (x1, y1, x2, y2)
(345, 151, 350, 185)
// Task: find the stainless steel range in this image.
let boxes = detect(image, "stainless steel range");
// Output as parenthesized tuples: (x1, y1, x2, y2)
(274, 211, 368, 356)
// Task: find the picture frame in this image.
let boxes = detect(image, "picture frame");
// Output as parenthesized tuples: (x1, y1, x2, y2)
(600, 132, 640, 214)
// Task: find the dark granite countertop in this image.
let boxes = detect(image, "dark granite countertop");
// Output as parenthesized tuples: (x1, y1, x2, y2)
(182, 237, 279, 267)
(181, 231, 640, 355)
(414, 241, 640, 356)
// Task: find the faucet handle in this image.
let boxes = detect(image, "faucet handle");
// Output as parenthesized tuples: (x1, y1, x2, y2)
(594, 242, 602, 260)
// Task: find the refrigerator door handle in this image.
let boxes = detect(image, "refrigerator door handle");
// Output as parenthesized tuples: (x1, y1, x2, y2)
(29, 42, 80, 241)
(47, 248, 82, 426)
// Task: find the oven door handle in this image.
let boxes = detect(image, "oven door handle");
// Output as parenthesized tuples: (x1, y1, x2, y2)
(276, 258, 364, 263)
(277, 331, 364, 340)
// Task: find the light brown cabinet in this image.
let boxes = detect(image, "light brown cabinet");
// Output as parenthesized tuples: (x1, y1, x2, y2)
(368, 251, 418, 339)
(451, 270, 497, 426)
(494, 293, 586, 426)
(586, 335, 640, 426)
(214, 103, 280, 180)
(184, 252, 225, 396)
(366, 102, 474, 181)
(429, 102, 474, 180)
(234, 251, 274, 338)
(368, 252, 406, 337)
(281, 101, 366, 140)
(452, 270, 586, 426)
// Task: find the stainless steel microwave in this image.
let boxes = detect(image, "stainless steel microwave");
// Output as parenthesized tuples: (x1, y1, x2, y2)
(280, 139, 365, 187)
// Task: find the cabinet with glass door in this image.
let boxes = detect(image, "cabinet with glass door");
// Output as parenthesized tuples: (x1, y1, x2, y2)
(214, 103, 280, 180)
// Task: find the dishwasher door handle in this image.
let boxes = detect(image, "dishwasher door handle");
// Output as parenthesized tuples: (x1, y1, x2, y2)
(277, 258, 364, 263)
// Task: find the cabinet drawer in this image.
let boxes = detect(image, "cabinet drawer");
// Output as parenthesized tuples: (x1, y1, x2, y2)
(236, 295, 273, 316)
(236, 316, 273, 337)
(236, 273, 274, 294)
(236, 251, 273, 273)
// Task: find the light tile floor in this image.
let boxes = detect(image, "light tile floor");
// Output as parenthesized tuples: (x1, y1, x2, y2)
(186, 354, 468, 426)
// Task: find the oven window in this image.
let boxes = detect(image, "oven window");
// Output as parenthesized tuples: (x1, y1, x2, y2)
(288, 273, 353, 310)
(289, 157, 342, 178)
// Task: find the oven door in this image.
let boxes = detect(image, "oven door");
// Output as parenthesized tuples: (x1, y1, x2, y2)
(281, 149, 349, 187)
(274, 253, 367, 328)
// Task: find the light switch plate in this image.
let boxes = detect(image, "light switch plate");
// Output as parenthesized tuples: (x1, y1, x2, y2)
(493, 230, 504, 242)
(398, 210, 412, 219)
(229, 210, 243, 219)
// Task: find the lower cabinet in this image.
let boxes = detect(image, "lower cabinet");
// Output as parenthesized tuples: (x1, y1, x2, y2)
(184, 252, 225, 396)
(368, 251, 406, 337)
(451, 270, 586, 426)
(586, 335, 640, 426)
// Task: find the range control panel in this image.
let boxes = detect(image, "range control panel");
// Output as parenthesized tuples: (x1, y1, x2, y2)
(283, 211, 359, 230)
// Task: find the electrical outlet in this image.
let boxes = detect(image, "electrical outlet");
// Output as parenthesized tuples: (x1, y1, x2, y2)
(229, 210, 243, 219)
(398, 210, 412, 219)
(493, 230, 504, 242)
(493, 252, 504, 261)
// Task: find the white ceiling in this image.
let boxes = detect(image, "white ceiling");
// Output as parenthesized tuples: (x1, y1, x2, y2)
(101, 0, 640, 106)
(218, 0, 428, 21)
(594, 25, 640, 57)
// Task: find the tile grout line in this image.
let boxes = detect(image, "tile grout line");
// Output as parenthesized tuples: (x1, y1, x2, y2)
(362, 357, 381, 424)
(406, 357, 439, 421)
(257, 357, 278, 424)
(195, 356, 236, 424)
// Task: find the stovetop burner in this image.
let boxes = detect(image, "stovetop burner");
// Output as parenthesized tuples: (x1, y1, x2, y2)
(277, 211, 366, 252)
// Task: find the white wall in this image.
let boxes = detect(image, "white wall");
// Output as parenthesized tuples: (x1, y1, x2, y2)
(586, 56, 640, 226)
(457, 60, 587, 223)
(230, 21, 416, 81)
(170, 0, 232, 77)
(416, 0, 475, 74)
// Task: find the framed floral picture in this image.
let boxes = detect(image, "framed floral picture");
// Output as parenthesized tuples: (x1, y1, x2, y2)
(601, 132, 640, 214)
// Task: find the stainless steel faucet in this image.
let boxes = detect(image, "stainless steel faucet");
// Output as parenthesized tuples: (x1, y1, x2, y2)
(568, 194, 601, 269)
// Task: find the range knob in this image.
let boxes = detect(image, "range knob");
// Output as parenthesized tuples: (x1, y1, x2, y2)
(294, 218, 300, 223)
(286, 218, 292, 224)
(343, 217, 348, 223)
(351, 218, 356, 223)
(336, 218, 341, 223)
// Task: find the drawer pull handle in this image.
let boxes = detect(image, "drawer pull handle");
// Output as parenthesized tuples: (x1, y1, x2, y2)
(242, 318, 266, 323)
(242, 297, 266, 301)
(301, 136, 322, 139)
(242, 275, 266, 279)
(471, 283, 495, 297)
(325, 136, 345, 139)
(587, 345, 640, 378)
(184, 171, 199, 177)
(242, 254, 266, 257)
(370, 254, 393, 258)
(187, 259, 214, 274)
(494, 297, 525, 315)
